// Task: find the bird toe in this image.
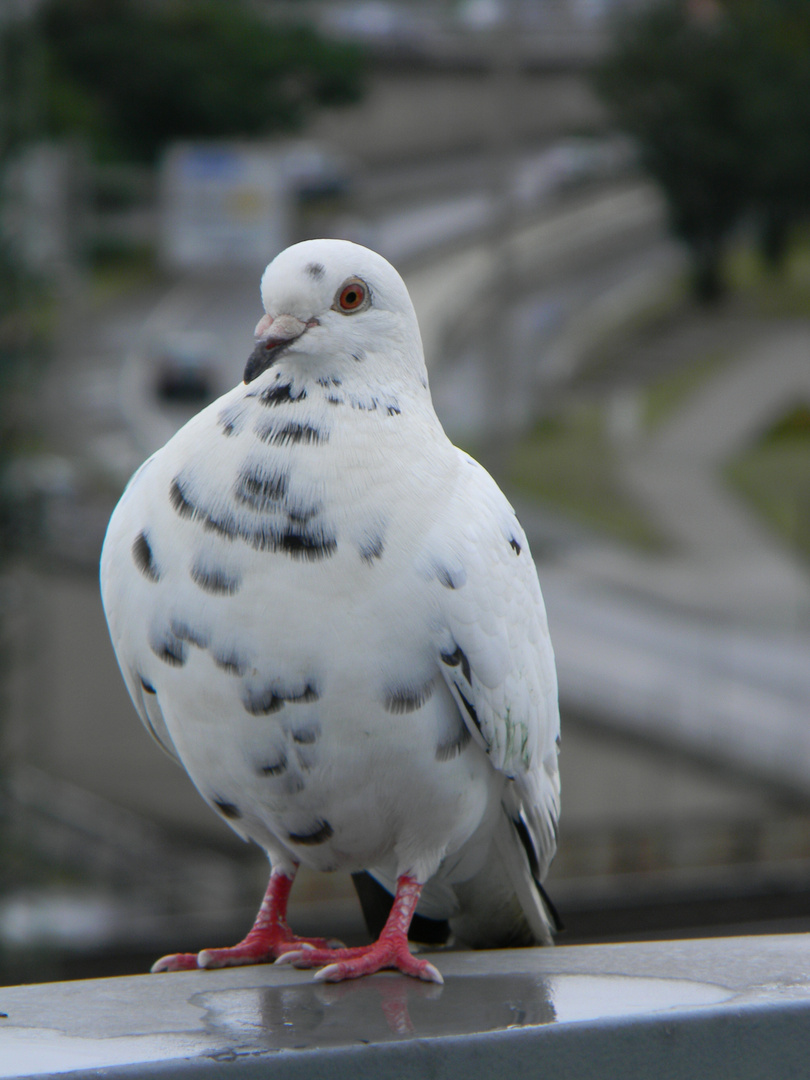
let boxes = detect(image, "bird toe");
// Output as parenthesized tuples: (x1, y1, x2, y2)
(151, 952, 201, 973)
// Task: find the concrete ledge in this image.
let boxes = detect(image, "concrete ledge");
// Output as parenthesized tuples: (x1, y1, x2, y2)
(2, 934, 809, 1079)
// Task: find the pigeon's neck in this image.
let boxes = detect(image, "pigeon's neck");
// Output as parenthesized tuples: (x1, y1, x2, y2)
(233, 357, 452, 489)
(247, 351, 439, 430)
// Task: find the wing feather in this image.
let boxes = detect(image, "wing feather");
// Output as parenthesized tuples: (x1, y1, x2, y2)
(430, 451, 561, 879)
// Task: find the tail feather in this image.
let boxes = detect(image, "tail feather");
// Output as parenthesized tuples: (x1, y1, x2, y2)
(444, 811, 556, 948)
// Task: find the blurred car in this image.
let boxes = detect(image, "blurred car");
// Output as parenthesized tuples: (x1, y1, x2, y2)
(152, 331, 218, 405)
(277, 141, 356, 204)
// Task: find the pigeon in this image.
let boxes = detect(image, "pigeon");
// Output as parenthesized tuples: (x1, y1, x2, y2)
(100, 238, 560, 984)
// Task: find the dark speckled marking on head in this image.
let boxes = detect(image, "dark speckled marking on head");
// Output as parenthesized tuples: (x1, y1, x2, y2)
(213, 799, 242, 820)
(288, 820, 333, 846)
(385, 679, 435, 715)
(510, 537, 522, 555)
(190, 562, 241, 596)
(306, 262, 325, 280)
(132, 531, 160, 582)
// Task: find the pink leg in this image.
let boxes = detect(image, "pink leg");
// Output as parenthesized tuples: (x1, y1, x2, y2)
(277, 874, 443, 984)
(151, 865, 335, 973)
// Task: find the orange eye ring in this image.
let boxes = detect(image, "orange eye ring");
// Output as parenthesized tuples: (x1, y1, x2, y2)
(339, 284, 364, 310)
(335, 279, 369, 314)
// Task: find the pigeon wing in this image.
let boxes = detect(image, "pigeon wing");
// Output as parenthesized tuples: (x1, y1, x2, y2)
(100, 456, 182, 764)
(430, 450, 560, 882)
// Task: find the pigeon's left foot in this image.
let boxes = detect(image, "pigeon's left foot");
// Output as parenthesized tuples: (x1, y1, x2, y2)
(277, 874, 443, 984)
(151, 866, 335, 973)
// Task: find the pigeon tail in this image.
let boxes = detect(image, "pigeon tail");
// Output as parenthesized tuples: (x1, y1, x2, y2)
(446, 811, 556, 948)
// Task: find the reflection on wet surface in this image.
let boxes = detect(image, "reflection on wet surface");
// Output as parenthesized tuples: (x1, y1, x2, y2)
(0, 966, 739, 1075)
(195, 971, 732, 1050)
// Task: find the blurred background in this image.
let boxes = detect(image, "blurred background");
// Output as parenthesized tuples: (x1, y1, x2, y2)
(2, 0, 810, 986)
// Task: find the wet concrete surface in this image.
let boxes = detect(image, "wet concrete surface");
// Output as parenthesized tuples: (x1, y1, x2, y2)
(2, 935, 809, 1078)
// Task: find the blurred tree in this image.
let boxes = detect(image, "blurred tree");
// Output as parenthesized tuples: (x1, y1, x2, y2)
(26, 0, 365, 163)
(0, 10, 48, 559)
(596, 1, 748, 301)
(596, 0, 810, 301)
(733, 0, 810, 268)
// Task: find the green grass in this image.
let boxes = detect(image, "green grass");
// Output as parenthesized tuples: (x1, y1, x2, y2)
(644, 347, 735, 429)
(726, 410, 810, 563)
(506, 405, 665, 550)
(504, 227, 810, 554)
(87, 242, 159, 307)
(726, 229, 810, 318)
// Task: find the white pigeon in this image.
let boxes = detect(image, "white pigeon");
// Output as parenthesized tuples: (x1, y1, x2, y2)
(100, 238, 560, 984)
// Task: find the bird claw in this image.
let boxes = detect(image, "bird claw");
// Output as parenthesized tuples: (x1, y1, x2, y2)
(198, 945, 268, 969)
(151, 952, 201, 973)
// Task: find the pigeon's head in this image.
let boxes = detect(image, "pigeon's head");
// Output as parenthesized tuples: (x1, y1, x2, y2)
(244, 239, 426, 389)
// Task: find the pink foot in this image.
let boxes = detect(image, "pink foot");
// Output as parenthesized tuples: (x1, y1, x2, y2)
(150, 866, 338, 973)
(152, 932, 335, 973)
(276, 873, 443, 984)
(277, 938, 443, 984)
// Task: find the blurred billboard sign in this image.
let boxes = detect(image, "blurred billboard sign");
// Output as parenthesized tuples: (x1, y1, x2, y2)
(160, 143, 290, 271)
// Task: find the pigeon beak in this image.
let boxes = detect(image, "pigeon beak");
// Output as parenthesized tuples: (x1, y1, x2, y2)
(243, 313, 316, 384)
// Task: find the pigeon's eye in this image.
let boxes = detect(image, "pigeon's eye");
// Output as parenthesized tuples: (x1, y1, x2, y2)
(334, 278, 370, 314)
